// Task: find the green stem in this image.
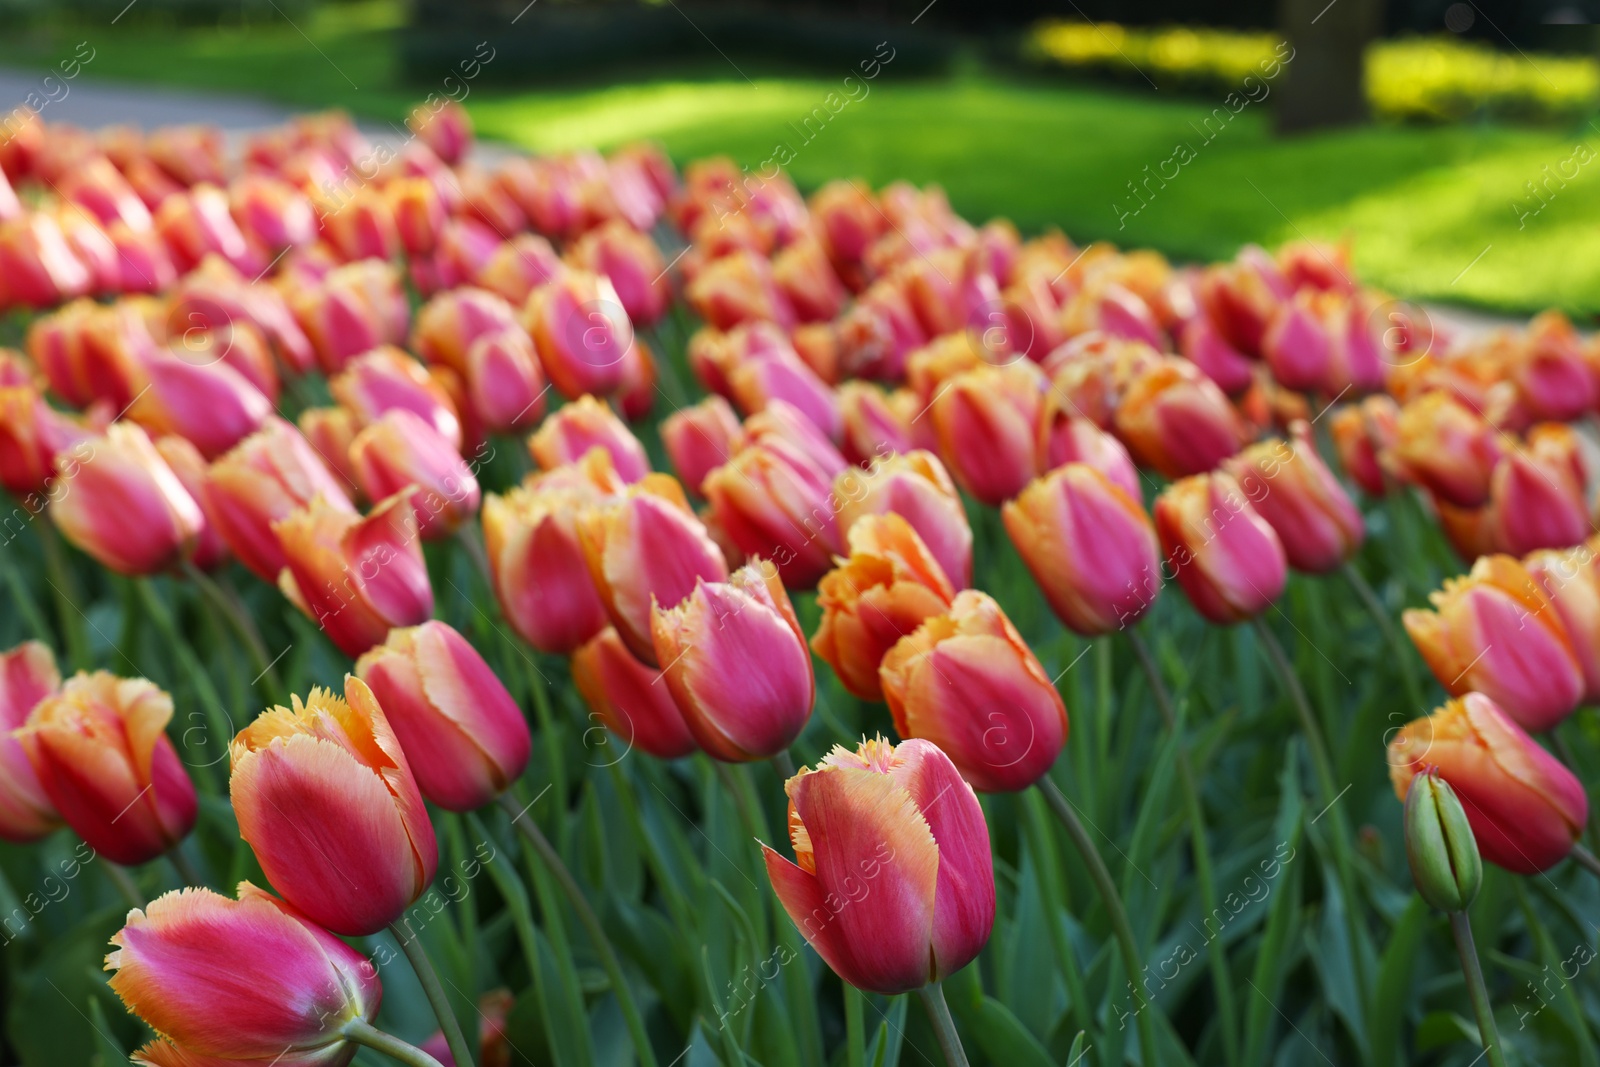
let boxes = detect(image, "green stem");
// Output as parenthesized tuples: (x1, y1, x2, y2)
(498, 792, 659, 1067)
(137, 580, 228, 792)
(1340, 562, 1426, 716)
(1550, 732, 1600, 852)
(1036, 777, 1160, 1067)
(182, 562, 281, 697)
(1571, 844, 1600, 881)
(37, 519, 89, 670)
(1125, 627, 1239, 1067)
(771, 748, 797, 781)
(843, 985, 865, 1067)
(166, 846, 206, 889)
(0, 539, 53, 643)
(456, 522, 492, 586)
(915, 982, 970, 1067)
(105, 863, 144, 910)
(1448, 911, 1509, 1067)
(1021, 791, 1095, 1049)
(341, 1017, 449, 1067)
(388, 920, 476, 1067)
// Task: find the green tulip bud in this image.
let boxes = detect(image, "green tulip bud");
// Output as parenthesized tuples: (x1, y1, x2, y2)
(1404, 769, 1483, 913)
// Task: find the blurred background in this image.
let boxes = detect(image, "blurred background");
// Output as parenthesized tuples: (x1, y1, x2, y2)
(0, 0, 1595, 317)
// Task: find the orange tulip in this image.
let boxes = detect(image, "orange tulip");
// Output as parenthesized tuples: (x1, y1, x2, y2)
(107, 881, 382, 1067)
(1113, 357, 1245, 479)
(0, 642, 63, 843)
(836, 449, 972, 590)
(652, 560, 813, 761)
(50, 422, 206, 576)
(879, 590, 1069, 793)
(19, 672, 197, 866)
(1391, 392, 1502, 509)
(572, 626, 698, 760)
(386, 176, 447, 257)
(349, 409, 482, 540)
(1004, 464, 1162, 635)
(273, 492, 434, 658)
(813, 514, 956, 701)
(761, 736, 994, 994)
(579, 473, 730, 661)
(1329, 395, 1400, 497)
(930, 363, 1043, 506)
(1389, 693, 1588, 874)
(1403, 554, 1583, 732)
(355, 621, 531, 812)
(529, 395, 650, 483)
(1154, 472, 1287, 625)
(231, 677, 438, 936)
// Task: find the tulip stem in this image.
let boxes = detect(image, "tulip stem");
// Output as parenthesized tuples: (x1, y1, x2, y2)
(166, 846, 206, 889)
(36, 519, 90, 671)
(455, 523, 492, 586)
(182, 562, 281, 698)
(1550, 732, 1600, 851)
(105, 863, 144, 910)
(498, 792, 660, 1067)
(1448, 911, 1510, 1067)
(341, 1017, 449, 1067)
(136, 579, 232, 787)
(915, 982, 970, 1067)
(1125, 627, 1240, 1067)
(1570, 844, 1600, 881)
(1339, 561, 1426, 715)
(1037, 777, 1161, 1067)
(387, 920, 476, 1067)
(771, 748, 797, 781)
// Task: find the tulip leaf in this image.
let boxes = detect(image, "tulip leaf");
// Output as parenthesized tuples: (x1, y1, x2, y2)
(4, 906, 133, 1067)
(953, 994, 1056, 1067)
(864, 996, 907, 1067)
(1367, 893, 1430, 1067)
(85, 995, 127, 1067)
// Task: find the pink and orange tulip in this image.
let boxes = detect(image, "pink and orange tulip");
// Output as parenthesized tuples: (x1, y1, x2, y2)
(329, 346, 463, 452)
(572, 626, 698, 760)
(523, 270, 635, 400)
(836, 450, 972, 591)
(661, 395, 741, 494)
(1113, 357, 1246, 480)
(0, 642, 62, 843)
(1154, 472, 1287, 625)
(930, 363, 1043, 506)
(703, 439, 843, 589)
(529, 395, 650, 483)
(1225, 423, 1365, 574)
(349, 409, 482, 540)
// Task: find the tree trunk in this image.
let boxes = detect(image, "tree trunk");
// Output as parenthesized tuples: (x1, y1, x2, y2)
(1274, 0, 1383, 134)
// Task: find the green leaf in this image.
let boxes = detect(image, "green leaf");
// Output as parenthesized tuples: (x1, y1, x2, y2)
(1367, 893, 1429, 1067)
(954, 994, 1055, 1067)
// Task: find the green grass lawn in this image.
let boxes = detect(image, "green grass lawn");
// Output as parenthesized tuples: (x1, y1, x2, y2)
(6, 1, 1599, 317)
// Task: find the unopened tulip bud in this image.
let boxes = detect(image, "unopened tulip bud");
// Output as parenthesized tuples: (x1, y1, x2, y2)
(1154, 472, 1287, 625)
(1525, 546, 1600, 704)
(931, 363, 1044, 506)
(566, 219, 671, 326)
(153, 434, 229, 571)
(476, 232, 567, 305)
(762, 736, 994, 994)
(580, 475, 730, 661)
(273, 492, 433, 658)
(573, 626, 698, 760)
(128, 353, 275, 461)
(529, 395, 650, 483)
(836, 450, 972, 590)
(231, 677, 438, 935)
(1004, 464, 1161, 635)
(1036, 413, 1142, 503)
(329, 345, 463, 451)
(1392, 392, 1502, 509)
(1226, 422, 1365, 574)
(1403, 555, 1583, 732)
(107, 882, 381, 1067)
(879, 590, 1068, 793)
(0, 642, 62, 843)
(662, 395, 740, 494)
(703, 439, 843, 589)
(1389, 694, 1587, 874)
(1329, 395, 1400, 497)
(288, 259, 410, 374)
(651, 560, 813, 762)
(813, 514, 955, 701)
(1486, 426, 1591, 556)
(462, 327, 549, 435)
(350, 409, 481, 540)
(51, 422, 205, 576)
(356, 622, 531, 812)
(1114, 357, 1246, 479)
(20, 672, 197, 865)
(1402, 769, 1482, 912)
(524, 270, 635, 399)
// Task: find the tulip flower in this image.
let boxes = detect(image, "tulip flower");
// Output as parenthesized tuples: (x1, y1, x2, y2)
(524, 270, 635, 399)
(1392, 392, 1502, 509)
(1225, 423, 1365, 574)
(566, 220, 671, 326)
(835, 280, 928, 381)
(50, 422, 206, 576)
(773, 235, 848, 323)
(0, 642, 62, 843)
(580, 474, 730, 661)
(146, 124, 227, 185)
(55, 205, 121, 295)
(350, 409, 482, 540)
(1388, 693, 1587, 874)
(288, 259, 410, 374)
(19, 672, 197, 866)
(726, 343, 842, 442)
(837, 380, 913, 469)
(171, 255, 316, 374)
(1512, 310, 1595, 424)
(836, 450, 973, 590)
(317, 186, 401, 264)
(1003, 464, 1162, 636)
(106, 881, 382, 1067)
(879, 590, 1069, 793)
(930, 363, 1043, 506)
(1036, 412, 1142, 503)
(762, 736, 994, 994)
(1329, 395, 1400, 497)
(476, 232, 568, 305)
(231, 677, 438, 935)
(273, 492, 433, 658)
(128, 352, 275, 461)
(703, 439, 843, 589)
(685, 249, 796, 332)
(482, 453, 625, 654)
(813, 514, 956, 701)
(297, 405, 365, 499)
(661, 395, 741, 494)
(0, 384, 98, 499)
(809, 179, 885, 285)
(572, 626, 699, 760)
(1154, 472, 1287, 625)
(1261, 295, 1331, 393)
(1113, 357, 1246, 480)
(61, 156, 153, 233)
(355, 621, 531, 812)
(1179, 316, 1254, 395)
(1402, 554, 1583, 732)
(529, 395, 650, 483)
(329, 346, 463, 452)
(152, 434, 229, 571)
(228, 173, 318, 253)
(386, 176, 447, 257)
(107, 221, 179, 295)
(410, 98, 473, 164)
(0, 214, 91, 310)
(155, 184, 263, 276)
(1485, 426, 1591, 557)
(1524, 545, 1600, 704)
(651, 560, 813, 762)
(739, 398, 849, 479)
